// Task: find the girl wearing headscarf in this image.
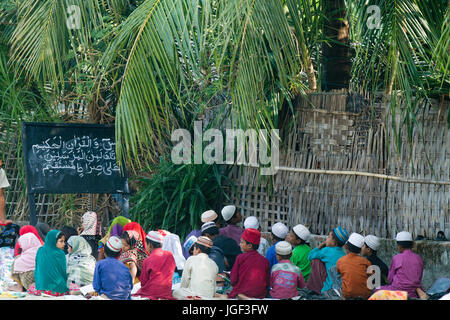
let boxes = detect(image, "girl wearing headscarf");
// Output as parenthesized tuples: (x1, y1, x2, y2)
(10, 233, 42, 291)
(66, 236, 96, 291)
(119, 230, 148, 284)
(123, 222, 149, 255)
(98, 216, 131, 261)
(79, 211, 103, 260)
(14, 225, 44, 257)
(28, 230, 70, 296)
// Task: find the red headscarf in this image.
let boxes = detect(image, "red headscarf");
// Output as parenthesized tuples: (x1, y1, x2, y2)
(14, 225, 44, 256)
(123, 222, 148, 254)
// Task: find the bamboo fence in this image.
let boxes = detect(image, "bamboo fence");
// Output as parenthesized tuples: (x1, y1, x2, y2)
(228, 92, 449, 239)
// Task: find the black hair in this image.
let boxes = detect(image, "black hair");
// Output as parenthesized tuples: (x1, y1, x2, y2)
(346, 242, 361, 254)
(293, 232, 310, 246)
(276, 252, 292, 260)
(56, 231, 65, 241)
(194, 242, 211, 255)
(104, 245, 121, 258)
(332, 232, 345, 247)
(271, 232, 285, 243)
(202, 226, 219, 236)
(121, 231, 137, 248)
(364, 242, 377, 255)
(61, 226, 77, 254)
(244, 240, 259, 251)
(145, 238, 162, 249)
(397, 241, 413, 249)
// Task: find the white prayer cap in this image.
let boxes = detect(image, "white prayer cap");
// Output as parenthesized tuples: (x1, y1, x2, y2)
(293, 224, 310, 242)
(146, 231, 164, 244)
(244, 216, 259, 229)
(347, 233, 365, 248)
(221, 205, 236, 221)
(106, 236, 122, 252)
(275, 241, 292, 255)
(396, 231, 413, 242)
(271, 222, 289, 239)
(364, 235, 380, 251)
(201, 210, 218, 223)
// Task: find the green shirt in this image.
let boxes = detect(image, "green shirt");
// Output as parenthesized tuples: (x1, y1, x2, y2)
(290, 244, 312, 282)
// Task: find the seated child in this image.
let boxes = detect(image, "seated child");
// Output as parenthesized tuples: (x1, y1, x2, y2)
(182, 210, 219, 259)
(29, 230, 70, 297)
(336, 233, 372, 299)
(244, 216, 270, 256)
(361, 235, 389, 286)
(66, 236, 96, 290)
(201, 221, 241, 271)
(92, 236, 133, 300)
(173, 236, 219, 300)
(269, 241, 305, 299)
(286, 224, 311, 282)
(134, 231, 176, 300)
(375, 231, 424, 299)
(307, 226, 348, 293)
(219, 205, 244, 246)
(10, 233, 42, 291)
(228, 228, 270, 299)
(266, 222, 289, 269)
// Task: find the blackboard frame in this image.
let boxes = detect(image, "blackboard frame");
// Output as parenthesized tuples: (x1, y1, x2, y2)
(21, 122, 130, 225)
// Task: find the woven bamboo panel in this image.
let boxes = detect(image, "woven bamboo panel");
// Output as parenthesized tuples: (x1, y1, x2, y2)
(229, 92, 449, 239)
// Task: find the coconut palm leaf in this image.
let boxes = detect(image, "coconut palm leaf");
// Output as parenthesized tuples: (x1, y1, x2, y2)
(8, 0, 121, 95)
(348, 0, 448, 153)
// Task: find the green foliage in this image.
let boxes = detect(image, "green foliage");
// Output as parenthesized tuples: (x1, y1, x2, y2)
(130, 157, 236, 240)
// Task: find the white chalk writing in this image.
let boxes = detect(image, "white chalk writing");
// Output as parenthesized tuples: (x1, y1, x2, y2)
(31, 135, 120, 178)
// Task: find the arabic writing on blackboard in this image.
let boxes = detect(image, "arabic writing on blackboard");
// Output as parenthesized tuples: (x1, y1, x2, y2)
(31, 135, 120, 177)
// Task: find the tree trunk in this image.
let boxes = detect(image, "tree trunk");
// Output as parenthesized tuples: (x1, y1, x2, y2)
(321, 0, 351, 91)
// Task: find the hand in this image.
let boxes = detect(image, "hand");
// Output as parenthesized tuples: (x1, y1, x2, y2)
(318, 241, 327, 249)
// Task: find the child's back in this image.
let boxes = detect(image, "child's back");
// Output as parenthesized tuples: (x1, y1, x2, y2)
(270, 260, 305, 299)
(93, 257, 133, 300)
(386, 249, 423, 298)
(229, 250, 270, 299)
(337, 253, 372, 299)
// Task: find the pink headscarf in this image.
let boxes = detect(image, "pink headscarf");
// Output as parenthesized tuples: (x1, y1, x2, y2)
(13, 233, 43, 273)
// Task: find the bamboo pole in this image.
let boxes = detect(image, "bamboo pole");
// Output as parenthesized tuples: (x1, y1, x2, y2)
(244, 164, 450, 186)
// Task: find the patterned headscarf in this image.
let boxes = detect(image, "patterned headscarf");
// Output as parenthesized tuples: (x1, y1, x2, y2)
(123, 222, 148, 254)
(119, 230, 148, 271)
(80, 211, 102, 236)
(66, 236, 96, 287)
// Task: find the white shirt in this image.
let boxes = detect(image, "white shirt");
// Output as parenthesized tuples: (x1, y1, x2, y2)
(258, 237, 270, 256)
(180, 252, 218, 298)
(0, 169, 9, 189)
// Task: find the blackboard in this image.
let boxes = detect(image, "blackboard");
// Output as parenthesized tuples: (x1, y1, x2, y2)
(21, 122, 128, 194)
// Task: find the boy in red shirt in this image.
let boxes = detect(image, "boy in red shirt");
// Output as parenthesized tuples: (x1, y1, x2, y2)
(227, 228, 270, 299)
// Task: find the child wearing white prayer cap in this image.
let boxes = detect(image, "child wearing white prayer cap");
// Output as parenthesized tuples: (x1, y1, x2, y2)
(361, 235, 389, 286)
(266, 222, 289, 269)
(336, 233, 373, 299)
(243, 216, 270, 256)
(269, 241, 305, 299)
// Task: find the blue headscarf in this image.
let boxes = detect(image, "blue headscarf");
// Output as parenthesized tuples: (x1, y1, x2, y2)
(34, 230, 69, 294)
